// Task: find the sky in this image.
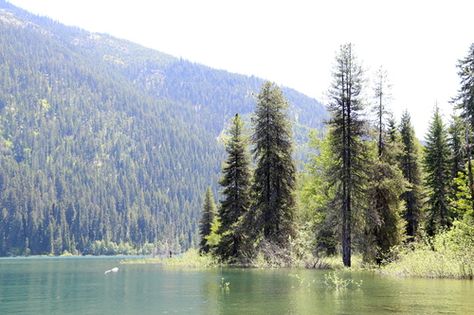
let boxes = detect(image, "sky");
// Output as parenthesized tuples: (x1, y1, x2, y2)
(7, 0, 474, 136)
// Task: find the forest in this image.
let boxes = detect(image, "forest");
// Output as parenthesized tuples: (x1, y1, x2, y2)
(1, 0, 473, 280)
(0, 1, 324, 256)
(199, 43, 474, 278)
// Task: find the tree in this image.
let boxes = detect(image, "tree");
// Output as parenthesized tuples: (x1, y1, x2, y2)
(423, 107, 451, 235)
(399, 111, 423, 240)
(448, 114, 466, 181)
(216, 114, 252, 262)
(373, 66, 391, 157)
(453, 44, 474, 128)
(447, 114, 466, 220)
(299, 130, 338, 256)
(453, 44, 474, 211)
(364, 69, 405, 263)
(327, 43, 367, 267)
(250, 81, 296, 247)
(365, 144, 406, 263)
(199, 187, 217, 254)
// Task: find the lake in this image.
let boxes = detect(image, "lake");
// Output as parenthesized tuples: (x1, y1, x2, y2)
(0, 257, 473, 314)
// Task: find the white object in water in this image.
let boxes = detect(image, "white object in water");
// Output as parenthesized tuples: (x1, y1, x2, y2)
(104, 267, 119, 275)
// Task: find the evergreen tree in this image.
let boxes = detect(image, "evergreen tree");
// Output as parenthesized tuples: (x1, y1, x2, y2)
(216, 114, 252, 262)
(373, 66, 391, 157)
(199, 187, 217, 254)
(448, 115, 466, 180)
(365, 143, 406, 263)
(453, 44, 474, 210)
(447, 114, 466, 217)
(399, 111, 423, 240)
(250, 81, 296, 247)
(327, 43, 367, 267)
(453, 44, 474, 128)
(387, 114, 398, 144)
(364, 70, 405, 263)
(423, 107, 451, 235)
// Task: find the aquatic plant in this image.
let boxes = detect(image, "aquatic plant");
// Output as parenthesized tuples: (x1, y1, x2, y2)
(323, 272, 362, 291)
(220, 277, 230, 292)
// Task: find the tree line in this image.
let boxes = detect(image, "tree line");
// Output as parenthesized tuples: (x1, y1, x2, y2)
(200, 43, 474, 267)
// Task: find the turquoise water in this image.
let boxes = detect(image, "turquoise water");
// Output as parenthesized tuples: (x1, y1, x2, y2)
(0, 257, 473, 314)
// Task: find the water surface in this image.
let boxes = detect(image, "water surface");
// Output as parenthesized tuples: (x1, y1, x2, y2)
(0, 257, 473, 314)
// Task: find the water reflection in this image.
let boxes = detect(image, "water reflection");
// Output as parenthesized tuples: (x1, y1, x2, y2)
(1, 258, 473, 315)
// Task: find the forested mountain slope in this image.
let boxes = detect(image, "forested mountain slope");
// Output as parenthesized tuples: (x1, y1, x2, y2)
(0, 0, 326, 255)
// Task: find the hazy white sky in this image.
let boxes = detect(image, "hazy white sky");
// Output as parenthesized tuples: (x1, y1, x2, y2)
(7, 0, 474, 136)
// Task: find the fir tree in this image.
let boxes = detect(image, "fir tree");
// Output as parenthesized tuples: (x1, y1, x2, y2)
(327, 43, 367, 267)
(387, 114, 398, 144)
(399, 111, 423, 240)
(216, 114, 252, 262)
(423, 107, 451, 235)
(250, 81, 296, 247)
(199, 187, 217, 254)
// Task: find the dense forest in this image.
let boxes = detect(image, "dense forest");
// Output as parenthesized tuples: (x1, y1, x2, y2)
(0, 1, 326, 256)
(200, 43, 474, 275)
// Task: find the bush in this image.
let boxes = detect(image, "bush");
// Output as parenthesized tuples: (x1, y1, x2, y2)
(383, 219, 474, 279)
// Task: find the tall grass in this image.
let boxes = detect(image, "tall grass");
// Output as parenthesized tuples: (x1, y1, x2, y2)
(383, 220, 474, 279)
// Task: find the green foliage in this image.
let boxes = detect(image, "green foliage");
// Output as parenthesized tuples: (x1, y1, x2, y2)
(448, 115, 466, 181)
(453, 43, 474, 128)
(364, 141, 406, 263)
(383, 218, 474, 279)
(206, 216, 221, 248)
(215, 114, 252, 262)
(423, 107, 452, 235)
(298, 130, 338, 255)
(399, 111, 423, 239)
(199, 188, 217, 254)
(0, 2, 326, 256)
(363, 69, 406, 264)
(323, 271, 363, 291)
(121, 248, 219, 268)
(326, 43, 367, 267)
(86, 240, 155, 255)
(249, 82, 297, 247)
(451, 167, 474, 218)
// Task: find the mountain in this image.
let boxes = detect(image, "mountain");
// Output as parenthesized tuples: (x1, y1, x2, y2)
(0, 1, 326, 255)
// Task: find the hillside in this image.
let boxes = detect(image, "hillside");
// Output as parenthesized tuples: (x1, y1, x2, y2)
(0, 1, 326, 255)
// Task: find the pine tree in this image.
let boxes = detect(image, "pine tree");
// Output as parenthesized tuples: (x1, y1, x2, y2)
(399, 111, 422, 240)
(199, 187, 217, 254)
(250, 81, 296, 247)
(327, 43, 367, 267)
(365, 70, 405, 263)
(423, 107, 451, 235)
(216, 114, 252, 262)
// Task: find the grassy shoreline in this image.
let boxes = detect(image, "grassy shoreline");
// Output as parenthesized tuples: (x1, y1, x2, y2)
(121, 247, 473, 281)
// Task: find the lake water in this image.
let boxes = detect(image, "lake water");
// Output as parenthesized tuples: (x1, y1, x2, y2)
(1, 257, 473, 315)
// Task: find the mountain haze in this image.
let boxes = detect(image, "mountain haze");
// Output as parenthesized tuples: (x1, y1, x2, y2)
(0, 1, 326, 255)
